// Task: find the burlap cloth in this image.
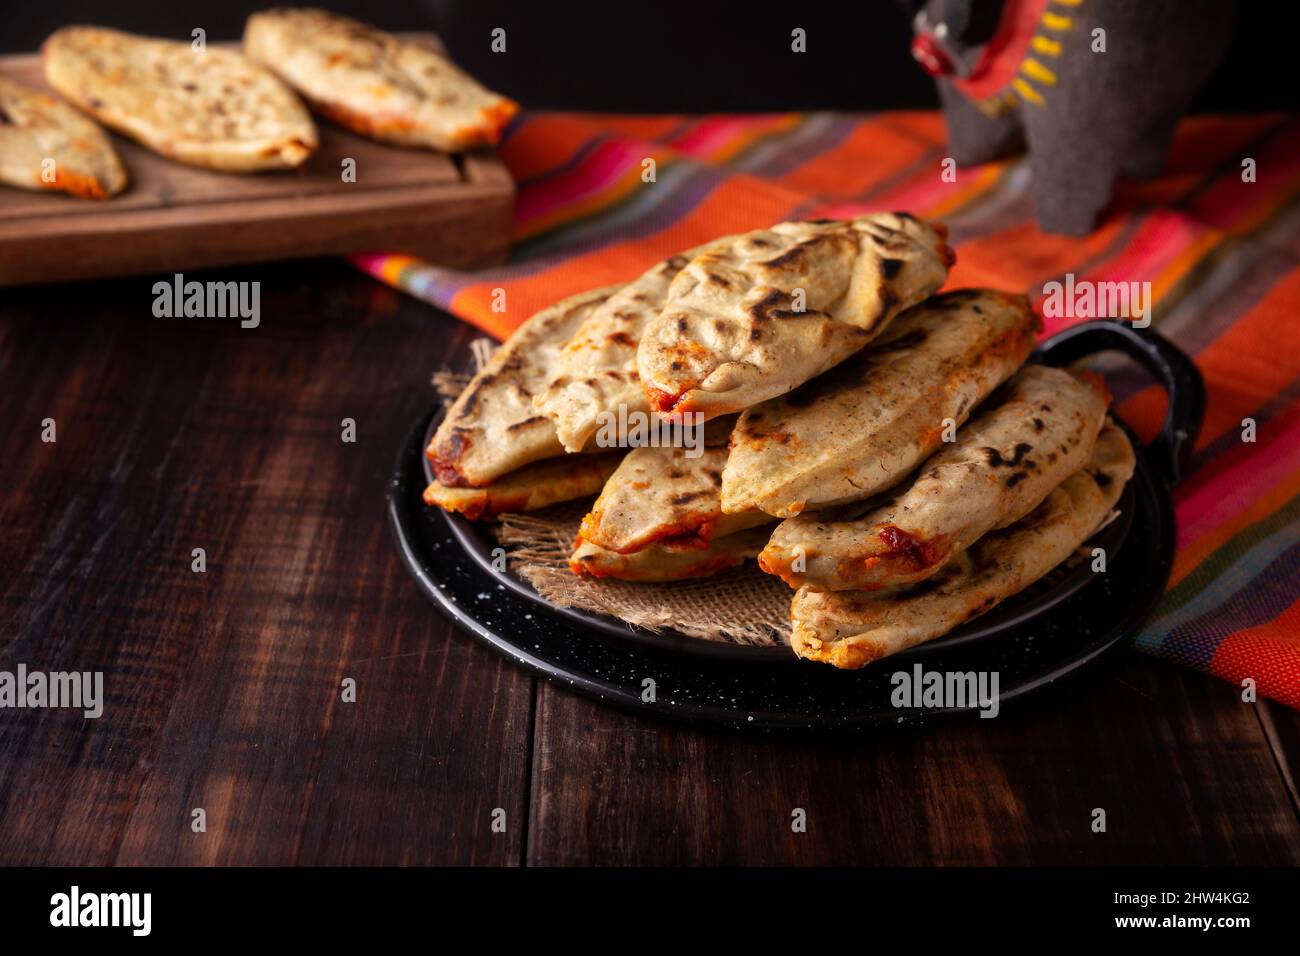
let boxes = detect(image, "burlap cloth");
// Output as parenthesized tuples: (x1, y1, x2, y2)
(494, 507, 790, 646)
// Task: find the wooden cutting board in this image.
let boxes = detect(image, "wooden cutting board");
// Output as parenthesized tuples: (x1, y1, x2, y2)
(0, 36, 515, 286)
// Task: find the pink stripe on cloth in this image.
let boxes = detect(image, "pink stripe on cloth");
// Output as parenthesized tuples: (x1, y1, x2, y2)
(514, 138, 651, 226)
(1175, 413, 1300, 550)
(1035, 213, 1213, 338)
(665, 114, 797, 159)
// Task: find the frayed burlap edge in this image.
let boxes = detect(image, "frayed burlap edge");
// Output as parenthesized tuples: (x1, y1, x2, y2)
(432, 369, 473, 400)
(495, 512, 791, 647)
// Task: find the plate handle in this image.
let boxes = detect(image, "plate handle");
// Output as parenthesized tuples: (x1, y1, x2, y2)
(1035, 320, 1206, 488)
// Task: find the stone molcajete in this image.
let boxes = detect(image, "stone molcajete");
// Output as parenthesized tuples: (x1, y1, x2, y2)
(903, 0, 1238, 235)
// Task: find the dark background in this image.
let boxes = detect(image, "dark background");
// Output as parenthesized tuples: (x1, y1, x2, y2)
(2, 0, 1294, 113)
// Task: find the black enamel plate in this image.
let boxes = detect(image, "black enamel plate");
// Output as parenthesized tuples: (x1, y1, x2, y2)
(389, 320, 1205, 729)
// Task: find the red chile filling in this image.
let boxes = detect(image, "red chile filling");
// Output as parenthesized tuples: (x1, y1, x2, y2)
(433, 458, 469, 487)
(647, 387, 688, 416)
(876, 525, 942, 572)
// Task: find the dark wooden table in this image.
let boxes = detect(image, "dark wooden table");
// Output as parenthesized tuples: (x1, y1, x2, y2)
(2, 262, 1298, 866)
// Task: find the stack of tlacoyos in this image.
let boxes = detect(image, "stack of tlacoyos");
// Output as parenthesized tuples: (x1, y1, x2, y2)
(0, 9, 516, 198)
(425, 211, 1137, 669)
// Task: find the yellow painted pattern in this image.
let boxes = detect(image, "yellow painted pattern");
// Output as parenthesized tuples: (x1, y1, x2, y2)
(975, 90, 1019, 118)
(1012, 1, 1083, 107)
(1013, 77, 1045, 105)
(1021, 58, 1058, 85)
(1031, 36, 1063, 57)
(980, 0, 1082, 110)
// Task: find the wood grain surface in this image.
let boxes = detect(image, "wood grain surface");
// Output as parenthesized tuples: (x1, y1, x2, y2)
(1, 263, 1297, 866)
(0, 41, 514, 285)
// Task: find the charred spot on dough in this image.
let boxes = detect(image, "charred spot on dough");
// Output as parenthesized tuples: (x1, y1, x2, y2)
(962, 594, 999, 621)
(666, 469, 684, 479)
(759, 241, 817, 270)
(746, 237, 773, 248)
(878, 285, 898, 316)
(457, 382, 485, 414)
(873, 328, 928, 353)
(666, 255, 689, 270)
(675, 316, 688, 334)
(880, 258, 903, 279)
(506, 416, 547, 433)
(748, 288, 787, 318)
(442, 427, 473, 462)
(669, 490, 712, 505)
(1092, 469, 1114, 488)
(926, 289, 987, 310)
(1032, 417, 1045, 432)
(1006, 471, 1028, 488)
(984, 442, 1033, 468)
(705, 272, 733, 289)
(802, 218, 836, 225)
(748, 289, 804, 323)
(749, 326, 763, 342)
(704, 468, 723, 485)
(868, 236, 909, 255)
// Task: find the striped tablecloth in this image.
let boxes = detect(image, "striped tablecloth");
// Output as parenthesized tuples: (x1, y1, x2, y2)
(356, 111, 1300, 709)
